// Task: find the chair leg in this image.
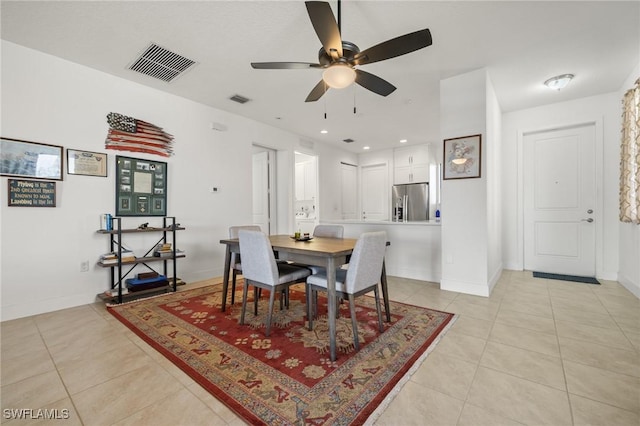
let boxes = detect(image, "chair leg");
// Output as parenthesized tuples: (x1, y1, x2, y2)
(231, 270, 238, 305)
(306, 284, 313, 331)
(239, 280, 249, 325)
(313, 291, 318, 319)
(373, 286, 384, 332)
(265, 288, 276, 337)
(253, 286, 259, 316)
(348, 294, 360, 350)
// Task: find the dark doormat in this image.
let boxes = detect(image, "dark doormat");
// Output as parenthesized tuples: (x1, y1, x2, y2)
(533, 271, 600, 285)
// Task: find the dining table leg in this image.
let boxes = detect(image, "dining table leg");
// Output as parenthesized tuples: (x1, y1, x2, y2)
(221, 245, 232, 312)
(326, 256, 337, 362)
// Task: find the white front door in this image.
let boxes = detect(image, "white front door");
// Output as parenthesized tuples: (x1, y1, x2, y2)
(361, 163, 388, 221)
(524, 124, 596, 276)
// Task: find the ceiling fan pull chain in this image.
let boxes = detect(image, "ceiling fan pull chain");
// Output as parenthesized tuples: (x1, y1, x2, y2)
(353, 84, 357, 114)
(324, 85, 328, 119)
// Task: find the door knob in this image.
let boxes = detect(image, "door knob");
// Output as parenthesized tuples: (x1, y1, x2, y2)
(581, 218, 594, 223)
(587, 209, 593, 214)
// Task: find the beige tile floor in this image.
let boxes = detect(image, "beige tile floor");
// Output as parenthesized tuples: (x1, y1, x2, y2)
(1, 270, 639, 425)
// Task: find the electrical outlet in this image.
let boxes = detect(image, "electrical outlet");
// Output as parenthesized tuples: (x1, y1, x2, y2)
(80, 261, 89, 272)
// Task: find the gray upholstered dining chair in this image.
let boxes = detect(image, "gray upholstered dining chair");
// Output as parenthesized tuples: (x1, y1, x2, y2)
(238, 229, 311, 337)
(313, 225, 344, 239)
(305, 230, 387, 350)
(305, 225, 345, 275)
(229, 225, 262, 305)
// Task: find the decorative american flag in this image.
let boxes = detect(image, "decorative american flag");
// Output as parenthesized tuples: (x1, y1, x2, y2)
(105, 113, 174, 157)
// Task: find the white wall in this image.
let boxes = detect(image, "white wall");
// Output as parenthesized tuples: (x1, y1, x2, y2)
(0, 41, 354, 320)
(486, 74, 503, 287)
(502, 92, 621, 282)
(439, 68, 494, 296)
(617, 63, 640, 298)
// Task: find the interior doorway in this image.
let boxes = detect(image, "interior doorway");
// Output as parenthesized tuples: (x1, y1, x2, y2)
(360, 163, 389, 221)
(252, 145, 277, 234)
(294, 152, 318, 235)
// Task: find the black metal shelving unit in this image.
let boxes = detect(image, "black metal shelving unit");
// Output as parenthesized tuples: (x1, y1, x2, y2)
(97, 216, 185, 304)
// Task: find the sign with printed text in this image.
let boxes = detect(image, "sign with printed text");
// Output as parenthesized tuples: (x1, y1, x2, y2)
(8, 179, 56, 207)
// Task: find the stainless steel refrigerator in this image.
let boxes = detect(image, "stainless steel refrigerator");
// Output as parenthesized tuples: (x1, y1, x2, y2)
(392, 183, 429, 222)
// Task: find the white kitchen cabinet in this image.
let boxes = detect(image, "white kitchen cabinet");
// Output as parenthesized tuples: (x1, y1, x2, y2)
(394, 145, 429, 184)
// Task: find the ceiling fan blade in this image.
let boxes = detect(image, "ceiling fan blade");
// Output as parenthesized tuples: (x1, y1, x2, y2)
(251, 62, 322, 69)
(305, 80, 329, 102)
(306, 1, 343, 59)
(355, 69, 396, 96)
(353, 29, 432, 66)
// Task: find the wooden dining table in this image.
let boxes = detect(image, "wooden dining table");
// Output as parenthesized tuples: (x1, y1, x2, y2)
(219, 234, 391, 361)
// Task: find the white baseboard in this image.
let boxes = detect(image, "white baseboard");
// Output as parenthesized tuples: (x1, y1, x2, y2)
(385, 266, 441, 283)
(440, 278, 490, 297)
(618, 273, 640, 299)
(1, 293, 98, 322)
(488, 264, 504, 295)
(596, 271, 618, 281)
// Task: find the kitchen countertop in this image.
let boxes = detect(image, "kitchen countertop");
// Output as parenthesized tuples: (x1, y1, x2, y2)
(321, 218, 441, 282)
(322, 220, 441, 226)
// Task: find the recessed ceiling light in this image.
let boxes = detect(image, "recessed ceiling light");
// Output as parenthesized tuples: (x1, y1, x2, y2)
(544, 74, 574, 91)
(363, 146, 370, 150)
(320, 129, 328, 134)
(400, 139, 408, 143)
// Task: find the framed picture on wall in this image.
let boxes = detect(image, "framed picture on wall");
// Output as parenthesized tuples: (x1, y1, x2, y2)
(67, 149, 108, 177)
(115, 155, 167, 216)
(443, 134, 482, 180)
(1, 137, 63, 180)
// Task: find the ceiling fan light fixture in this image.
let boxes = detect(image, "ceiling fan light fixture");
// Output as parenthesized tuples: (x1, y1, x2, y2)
(322, 63, 356, 89)
(544, 74, 574, 91)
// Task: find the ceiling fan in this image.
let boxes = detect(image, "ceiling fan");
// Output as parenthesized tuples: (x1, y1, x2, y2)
(251, 0, 432, 102)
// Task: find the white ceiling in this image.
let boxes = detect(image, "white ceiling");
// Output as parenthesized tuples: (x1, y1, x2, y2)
(2, 1, 638, 153)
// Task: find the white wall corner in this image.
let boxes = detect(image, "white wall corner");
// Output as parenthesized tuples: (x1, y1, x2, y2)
(488, 262, 504, 294)
(618, 272, 640, 300)
(440, 278, 490, 297)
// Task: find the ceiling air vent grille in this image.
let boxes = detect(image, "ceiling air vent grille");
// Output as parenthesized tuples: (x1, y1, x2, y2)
(229, 94, 251, 104)
(128, 43, 196, 83)
(343, 138, 355, 143)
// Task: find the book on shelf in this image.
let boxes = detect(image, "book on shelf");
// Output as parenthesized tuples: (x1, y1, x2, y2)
(126, 274, 169, 292)
(153, 243, 184, 258)
(99, 250, 136, 264)
(106, 287, 128, 297)
(169, 277, 185, 286)
(100, 213, 113, 231)
(137, 271, 159, 279)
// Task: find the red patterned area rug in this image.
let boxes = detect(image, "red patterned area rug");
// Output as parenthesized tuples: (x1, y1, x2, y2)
(107, 283, 455, 425)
